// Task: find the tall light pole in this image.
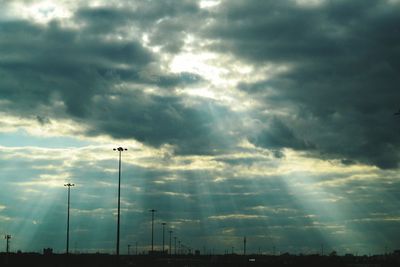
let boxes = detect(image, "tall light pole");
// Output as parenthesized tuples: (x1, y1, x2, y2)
(169, 230, 173, 256)
(244, 236, 246, 256)
(174, 236, 177, 255)
(64, 183, 75, 254)
(149, 209, 157, 252)
(5, 234, 11, 253)
(161, 223, 166, 253)
(113, 147, 127, 257)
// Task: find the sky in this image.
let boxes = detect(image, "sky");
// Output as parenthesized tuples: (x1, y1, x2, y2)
(0, 0, 400, 256)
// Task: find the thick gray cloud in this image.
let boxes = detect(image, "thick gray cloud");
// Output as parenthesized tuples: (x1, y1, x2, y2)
(85, 90, 236, 154)
(2, 0, 400, 255)
(75, 1, 204, 53)
(205, 0, 400, 168)
(0, 8, 232, 154)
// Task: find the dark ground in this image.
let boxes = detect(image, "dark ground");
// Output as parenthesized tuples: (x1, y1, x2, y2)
(1, 252, 400, 267)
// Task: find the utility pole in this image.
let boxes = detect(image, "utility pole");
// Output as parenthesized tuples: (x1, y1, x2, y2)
(136, 241, 138, 255)
(128, 244, 131, 255)
(169, 230, 173, 256)
(149, 209, 157, 252)
(162, 223, 166, 253)
(64, 183, 75, 255)
(113, 147, 127, 257)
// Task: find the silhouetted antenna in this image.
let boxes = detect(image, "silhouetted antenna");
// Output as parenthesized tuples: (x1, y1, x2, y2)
(168, 230, 173, 256)
(64, 183, 75, 255)
(4, 234, 11, 253)
(149, 209, 157, 252)
(113, 147, 127, 257)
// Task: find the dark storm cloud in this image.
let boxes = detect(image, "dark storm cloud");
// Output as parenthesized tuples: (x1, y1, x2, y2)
(0, 20, 152, 116)
(85, 90, 234, 154)
(0, 6, 229, 154)
(76, 1, 204, 53)
(205, 0, 400, 168)
(249, 117, 315, 150)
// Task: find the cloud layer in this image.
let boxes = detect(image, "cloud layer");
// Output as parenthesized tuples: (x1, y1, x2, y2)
(0, 0, 399, 254)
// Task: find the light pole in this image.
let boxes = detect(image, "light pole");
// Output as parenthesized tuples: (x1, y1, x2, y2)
(161, 223, 166, 253)
(169, 230, 173, 256)
(149, 209, 157, 252)
(64, 183, 75, 254)
(244, 236, 246, 255)
(113, 147, 127, 257)
(5, 234, 11, 253)
(128, 244, 131, 255)
(174, 236, 177, 255)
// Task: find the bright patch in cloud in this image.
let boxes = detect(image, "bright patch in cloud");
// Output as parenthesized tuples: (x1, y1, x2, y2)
(11, 1, 73, 24)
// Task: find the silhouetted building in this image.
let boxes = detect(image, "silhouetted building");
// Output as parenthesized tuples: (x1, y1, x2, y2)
(43, 248, 53, 256)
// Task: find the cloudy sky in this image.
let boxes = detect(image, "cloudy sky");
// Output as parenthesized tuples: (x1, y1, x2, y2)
(1, 0, 400, 255)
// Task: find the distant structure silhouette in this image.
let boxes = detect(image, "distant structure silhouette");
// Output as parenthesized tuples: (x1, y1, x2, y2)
(394, 109, 400, 116)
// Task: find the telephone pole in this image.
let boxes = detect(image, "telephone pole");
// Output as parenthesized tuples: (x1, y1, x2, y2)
(64, 183, 75, 254)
